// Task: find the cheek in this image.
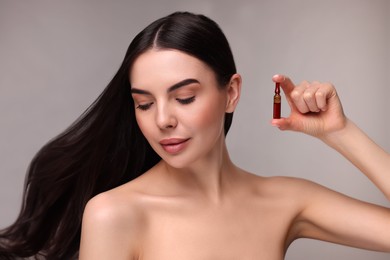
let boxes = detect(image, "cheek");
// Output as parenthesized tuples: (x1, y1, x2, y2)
(185, 96, 226, 133)
(135, 112, 153, 139)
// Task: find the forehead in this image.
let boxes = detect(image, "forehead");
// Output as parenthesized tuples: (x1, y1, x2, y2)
(130, 49, 216, 88)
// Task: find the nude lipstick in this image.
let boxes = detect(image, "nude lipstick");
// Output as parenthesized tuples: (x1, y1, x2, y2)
(159, 138, 190, 154)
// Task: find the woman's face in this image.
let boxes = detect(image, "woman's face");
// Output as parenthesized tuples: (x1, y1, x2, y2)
(130, 49, 236, 169)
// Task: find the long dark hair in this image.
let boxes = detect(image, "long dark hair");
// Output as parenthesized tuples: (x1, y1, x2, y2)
(0, 11, 237, 259)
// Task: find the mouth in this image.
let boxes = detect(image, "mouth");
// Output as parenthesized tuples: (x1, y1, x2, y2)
(159, 138, 191, 154)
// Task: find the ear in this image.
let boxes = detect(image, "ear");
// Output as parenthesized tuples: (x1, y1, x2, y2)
(225, 74, 241, 113)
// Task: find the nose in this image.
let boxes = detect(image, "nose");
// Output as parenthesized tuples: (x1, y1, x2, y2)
(156, 103, 177, 130)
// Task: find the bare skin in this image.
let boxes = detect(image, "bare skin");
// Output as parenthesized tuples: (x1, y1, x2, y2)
(79, 50, 390, 260)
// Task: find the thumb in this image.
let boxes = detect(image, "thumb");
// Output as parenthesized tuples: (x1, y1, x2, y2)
(271, 117, 302, 132)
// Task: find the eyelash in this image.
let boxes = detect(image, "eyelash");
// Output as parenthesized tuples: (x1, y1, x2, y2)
(136, 96, 195, 111)
(177, 96, 195, 105)
(136, 103, 153, 111)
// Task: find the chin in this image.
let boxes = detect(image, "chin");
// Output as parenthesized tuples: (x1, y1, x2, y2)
(159, 152, 200, 170)
(161, 157, 192, 169)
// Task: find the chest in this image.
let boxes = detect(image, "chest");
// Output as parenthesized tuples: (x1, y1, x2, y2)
(139, 199, 297, 260)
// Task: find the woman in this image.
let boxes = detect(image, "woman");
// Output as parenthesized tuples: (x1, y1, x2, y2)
(1, 11, 389, 260)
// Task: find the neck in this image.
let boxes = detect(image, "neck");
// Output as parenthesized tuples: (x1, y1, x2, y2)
(160, 141, 239, 204)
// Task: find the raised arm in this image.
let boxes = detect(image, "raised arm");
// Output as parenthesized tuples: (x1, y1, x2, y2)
(271, 74, 390, 200)
(270, 74, 390, 252)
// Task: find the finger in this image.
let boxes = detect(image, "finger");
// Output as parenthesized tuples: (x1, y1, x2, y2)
(290, 81, 311, 113)
(302, 82, 321, 112)
(272, 74, 294, 97)
(271, 117, 302, 132)
(272, 74, 298, 112)
(315, 82, 335, 111)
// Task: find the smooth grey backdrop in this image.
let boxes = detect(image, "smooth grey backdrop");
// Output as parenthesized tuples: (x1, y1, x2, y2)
(0, 0, 389, 259)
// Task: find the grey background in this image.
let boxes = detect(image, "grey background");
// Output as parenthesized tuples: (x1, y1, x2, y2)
(0, 0, 389, 259)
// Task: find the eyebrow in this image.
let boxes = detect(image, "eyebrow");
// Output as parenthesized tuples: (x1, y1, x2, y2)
(131, 78, 200, 95)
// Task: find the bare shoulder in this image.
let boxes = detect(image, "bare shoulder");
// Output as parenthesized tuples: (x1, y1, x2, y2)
(82, 186, 146, 229)
(80, 184, 146, 259)
(241, 170, 323, 199)
(82, 166, 164, 227)
(263, 175, 321, 191)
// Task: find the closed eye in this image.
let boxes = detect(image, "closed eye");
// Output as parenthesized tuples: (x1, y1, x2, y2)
(177, 96, 195, 105)
(136, 102, 153, 111)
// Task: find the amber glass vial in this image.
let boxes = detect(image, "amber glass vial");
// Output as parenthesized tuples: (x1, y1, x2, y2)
(273, 82, 281, 119)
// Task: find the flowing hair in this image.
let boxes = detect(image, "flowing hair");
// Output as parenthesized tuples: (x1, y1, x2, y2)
(0, 11, 237, 259)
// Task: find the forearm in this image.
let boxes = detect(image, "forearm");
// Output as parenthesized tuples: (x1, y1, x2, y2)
(321, 119, 390, 200)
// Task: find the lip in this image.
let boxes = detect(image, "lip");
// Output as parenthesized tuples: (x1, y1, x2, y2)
(159, 138, 190, 154)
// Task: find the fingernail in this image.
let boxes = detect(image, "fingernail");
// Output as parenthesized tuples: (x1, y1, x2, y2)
(271, 120, 281, 127)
